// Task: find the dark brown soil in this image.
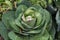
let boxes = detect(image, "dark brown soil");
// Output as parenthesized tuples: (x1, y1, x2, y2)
(0, 36, 3, 40)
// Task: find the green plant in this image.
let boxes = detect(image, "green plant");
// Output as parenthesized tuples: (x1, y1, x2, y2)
(0, 4, 55, 40)
(26, 0, 52, 8)
(0, 0, 59, 40)
(0, 0, 12, 12)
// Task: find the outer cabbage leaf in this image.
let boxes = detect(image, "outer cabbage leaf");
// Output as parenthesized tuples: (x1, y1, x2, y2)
(2, 11, 15, 29)
(8, 31, 22, 40)
(2, 11, 20, 33)
(0, 21, 9, 40)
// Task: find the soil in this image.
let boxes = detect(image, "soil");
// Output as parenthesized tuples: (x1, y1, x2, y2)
(0, 36, 3, 40)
